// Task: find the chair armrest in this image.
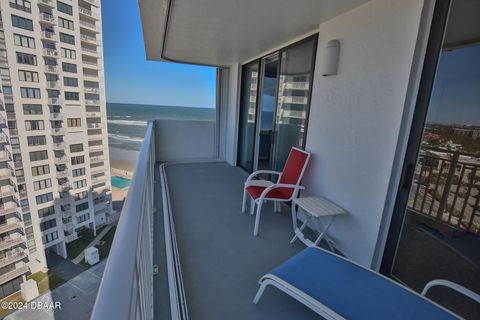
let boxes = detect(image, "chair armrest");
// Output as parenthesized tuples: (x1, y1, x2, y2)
(260, 183, 305, 200)
(421, 279, 480, 304)
(246, 170, 282, 184)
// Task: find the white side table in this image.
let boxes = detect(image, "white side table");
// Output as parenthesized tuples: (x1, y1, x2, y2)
(290, 196, 347, 251)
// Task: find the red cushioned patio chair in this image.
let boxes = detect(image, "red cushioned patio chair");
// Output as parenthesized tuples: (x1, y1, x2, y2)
(242, 147, 311, 236)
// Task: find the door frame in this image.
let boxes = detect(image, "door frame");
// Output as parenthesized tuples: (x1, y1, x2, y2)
(379, 0, 452, 275)
(237, 34, 318, 173)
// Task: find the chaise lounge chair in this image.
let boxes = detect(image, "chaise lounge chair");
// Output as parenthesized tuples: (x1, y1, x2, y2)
(254, 247, 480, 319)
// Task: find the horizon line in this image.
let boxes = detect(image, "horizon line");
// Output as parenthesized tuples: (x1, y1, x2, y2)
(106, 101, 216, 109)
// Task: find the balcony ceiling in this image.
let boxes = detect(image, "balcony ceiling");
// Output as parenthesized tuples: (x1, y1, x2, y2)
(138, 0, 369, 66)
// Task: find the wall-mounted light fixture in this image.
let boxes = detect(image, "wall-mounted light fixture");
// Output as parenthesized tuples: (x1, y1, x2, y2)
(321, 40, 340, 76)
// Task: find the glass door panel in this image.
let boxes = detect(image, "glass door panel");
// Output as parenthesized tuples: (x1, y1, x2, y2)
(272, 36, 317, 171)
(255, 54, 279, 170)
(389, 1, 480, 318)
(237, 61, 259, 172)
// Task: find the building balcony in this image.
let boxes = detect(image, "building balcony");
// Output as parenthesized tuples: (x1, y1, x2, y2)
(87, 123, 103, 129)
(81, 46, 98, 57)
(0, 202, 17, 217)
(0, 185, 16, 198)
(85, 99, 100, 106)
(51, 127, 66, 135)
(79, 7, 99, 20)
(85, 87, 100, 94)
(39, 12, 56, 25)
(0, 167, 13, 180)
(83, 60, 100, 70)
(0, 222, 22, 235)
(46, 81, 60, 89)
(54, 155, 68, 165)
(0, 150, 11, 161)
(0, 133, 9, 143)
(56, 170, 69, 179)
(48, 97, 62, 105)
(52, 141, 66, 150)
(90, 155, 104, 163)
(0, 237, 24, 252)
(88, 144, 104, 152)
(92, 120, 315, 319)
(43, 48, 58, 57)
(0, 265, 29, 285)
(0, 250, 27, 269)
(86, 111, 102, 118)
(49, 112, 64, 121)
(81, 0, 99, 7)
(44, 65, 58, 74)
(80, 20, 98, 32)
(41, 30, 56, 41)
(38, 0, 55, 8)
(81, 34, 98, 45)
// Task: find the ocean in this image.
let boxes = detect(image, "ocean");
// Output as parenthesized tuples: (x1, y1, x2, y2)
(107, 102, 216, 151)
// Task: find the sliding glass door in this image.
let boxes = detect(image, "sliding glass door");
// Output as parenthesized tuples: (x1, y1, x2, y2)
(272, 36, 317, 171)
(237, 35, 317, 173)
(237, 61, 259, 172)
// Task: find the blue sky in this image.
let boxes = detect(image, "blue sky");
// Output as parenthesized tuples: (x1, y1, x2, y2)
(101, 0, 216, 108)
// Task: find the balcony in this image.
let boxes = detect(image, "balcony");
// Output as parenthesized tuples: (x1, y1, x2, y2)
(0, 251, 27, 269)
(0, 167, 12, 180)
(83, 60, 100, 70)
(48, 97, 62, 105)
(81, 34, 98, 45)
(86, 111, 102, 118)
(38, 0, 55, 8)
(0, 202, 17, 217)
(81, 0, 99, 6)
(54, 155, 68, 164)
(0, 133, 9, 143)
(90, 155, 104, 163)
(41, 30, 56, 40)
(0, 222, 22, 235)
(52, 141, 66, 150)
(56, 170, 69, 179)
(44, 65, 58, 74)
(79, 7, 99, 19)
(80, 20, 98, 32)
(43, 48, 58, 57)
(93, 121, 315, 319)
(85, 87, 100, 94)
(0, 237, 24, 251)
(0, 265, 29, 285)
(85, 99, 100, 106)
(87, 123, 103, 129)
(51, 127, 66, 135)
(0, 185, 16, 198)
(46, 80, 60, 89)
(0, 150, 11, 161)
(39, 12, 56, 25)
(49, 112, 64, 121)
(81, 46, 98, 57)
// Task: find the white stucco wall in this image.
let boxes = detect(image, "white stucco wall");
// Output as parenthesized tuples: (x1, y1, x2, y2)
(302, 0, 426, 267)
(225, 63, 240, 165)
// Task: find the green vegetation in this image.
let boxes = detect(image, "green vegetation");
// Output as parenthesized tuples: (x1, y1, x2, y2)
(96, 226, 117, 260)
(66, 230, 96, 260)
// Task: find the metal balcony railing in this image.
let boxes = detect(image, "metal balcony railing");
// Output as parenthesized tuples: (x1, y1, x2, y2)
(82, 46, 98, 55)
(92, 122, 155, 320)
(80, 20, 97, 30)
(85, 99, 100, 105)
(79, 7, 99, 19)
(408, 147, 480, 235)
(40, 13, 55, 24)
(85, 87, 100, 94)
(81, 34, 97, 43)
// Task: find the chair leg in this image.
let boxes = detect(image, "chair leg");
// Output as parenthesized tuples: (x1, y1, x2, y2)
(250, 198, 255, 215)
(253, 281, 268, 304)
(253, 199, 264, 236)
(242, 189, 247, 213)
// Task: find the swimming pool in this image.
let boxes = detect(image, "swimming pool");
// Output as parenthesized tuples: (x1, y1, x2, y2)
(111, 176, 131, 189)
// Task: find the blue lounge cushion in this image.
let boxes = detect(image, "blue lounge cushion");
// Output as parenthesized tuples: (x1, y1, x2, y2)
(269, 247, 458, 320)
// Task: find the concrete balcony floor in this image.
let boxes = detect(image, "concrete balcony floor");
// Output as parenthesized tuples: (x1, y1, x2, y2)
(153, 162, 319, 319)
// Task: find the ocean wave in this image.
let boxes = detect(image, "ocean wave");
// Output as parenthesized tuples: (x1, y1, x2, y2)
(107, 119, 147, 127)
(108, 133, 144, 143)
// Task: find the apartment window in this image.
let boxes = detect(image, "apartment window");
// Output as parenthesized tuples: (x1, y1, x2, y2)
(2, 86, 12, 94)
(0, 68, 10, 79)
(11, 15, 33, 31)
(25, 120, 44, 131)
(38, 206, 55, 218)
(9, 0, 31, 13)
(73, 179, 87, 189)
(70, 143, 83, 153)
(34, 178, 52, 191)
(40, 218, 56, 232)
(42, 230, 58, 244)
(59, 32, 74, 45)
(63, 77, 78, 87)
(16, 52, 37, 65)
(75, 190, 87, 201)
(27, 135, 46, 146)
(67, 118, 81, 127)
(20, 87, 41, 98)
(26, 227, 36, 253)
(72, 167, 85, 177)
(29, 150, 48, 161)
(32, 164, 50, 176)
(71, 155, 85, 165)
(65, 92, 79, 101)
(62, 62, 76, 73)
(20, 199, 29, 208)
(13, 33, 34, 48)
(36, 192, 53, 205)
(58, 17, 74, 30)
(76, 213, 90, 223)
(60, 47, 76, 59)
(76, 202, 89, 212)
(23, 104, 42, 115)
(57, 1, 72, 15)
(18, 70, 39, 82)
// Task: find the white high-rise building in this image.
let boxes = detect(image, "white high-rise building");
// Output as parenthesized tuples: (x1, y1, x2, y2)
(0, 0, 112, 298)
